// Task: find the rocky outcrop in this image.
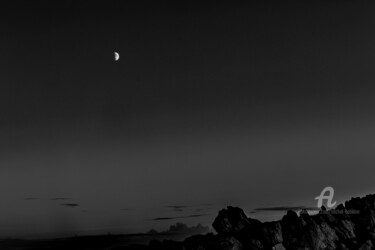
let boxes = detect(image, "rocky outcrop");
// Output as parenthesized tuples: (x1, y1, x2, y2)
(121, 193, 375, 250)
(184, 234, 243, 250)
(212, 206, 252, 234)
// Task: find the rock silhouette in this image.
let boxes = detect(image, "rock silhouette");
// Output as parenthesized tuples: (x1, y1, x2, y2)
(119, 193, 375, 250)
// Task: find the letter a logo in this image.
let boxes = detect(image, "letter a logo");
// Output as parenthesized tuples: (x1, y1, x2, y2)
(315, 186, 337, 208)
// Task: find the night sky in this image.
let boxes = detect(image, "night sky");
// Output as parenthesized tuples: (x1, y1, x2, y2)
(1, 1, 375, 239)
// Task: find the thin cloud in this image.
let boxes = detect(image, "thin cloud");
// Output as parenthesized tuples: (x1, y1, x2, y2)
(50, 198, 71, 200)
(61, 203, 79, 208)
(253, 206, 318, 211)
(152, 217, 174, 221)
(166, 205, 188, 209)
(183, 214, 207, 218)
(166, 205, 189, 212)
(151, 214, 207, 221)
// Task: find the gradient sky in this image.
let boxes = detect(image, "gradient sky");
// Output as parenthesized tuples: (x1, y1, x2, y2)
(1, 1, 375, 239)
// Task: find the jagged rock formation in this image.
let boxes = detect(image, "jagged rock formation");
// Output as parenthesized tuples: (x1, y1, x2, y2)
(117, 194, 375, 250)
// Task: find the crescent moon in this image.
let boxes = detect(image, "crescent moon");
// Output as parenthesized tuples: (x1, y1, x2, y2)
(114, 52, 120, 61)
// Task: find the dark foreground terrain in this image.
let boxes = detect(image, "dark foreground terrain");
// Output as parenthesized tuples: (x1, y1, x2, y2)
(2, 193, 375, 250)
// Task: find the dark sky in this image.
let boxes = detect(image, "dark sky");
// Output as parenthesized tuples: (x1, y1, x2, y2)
(1, 0, 375, 238)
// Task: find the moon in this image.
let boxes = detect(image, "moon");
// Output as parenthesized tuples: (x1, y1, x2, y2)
(114, 52, 120, 61)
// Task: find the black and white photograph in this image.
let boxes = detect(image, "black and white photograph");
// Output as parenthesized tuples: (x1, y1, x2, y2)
(1, 1, 375, 249)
